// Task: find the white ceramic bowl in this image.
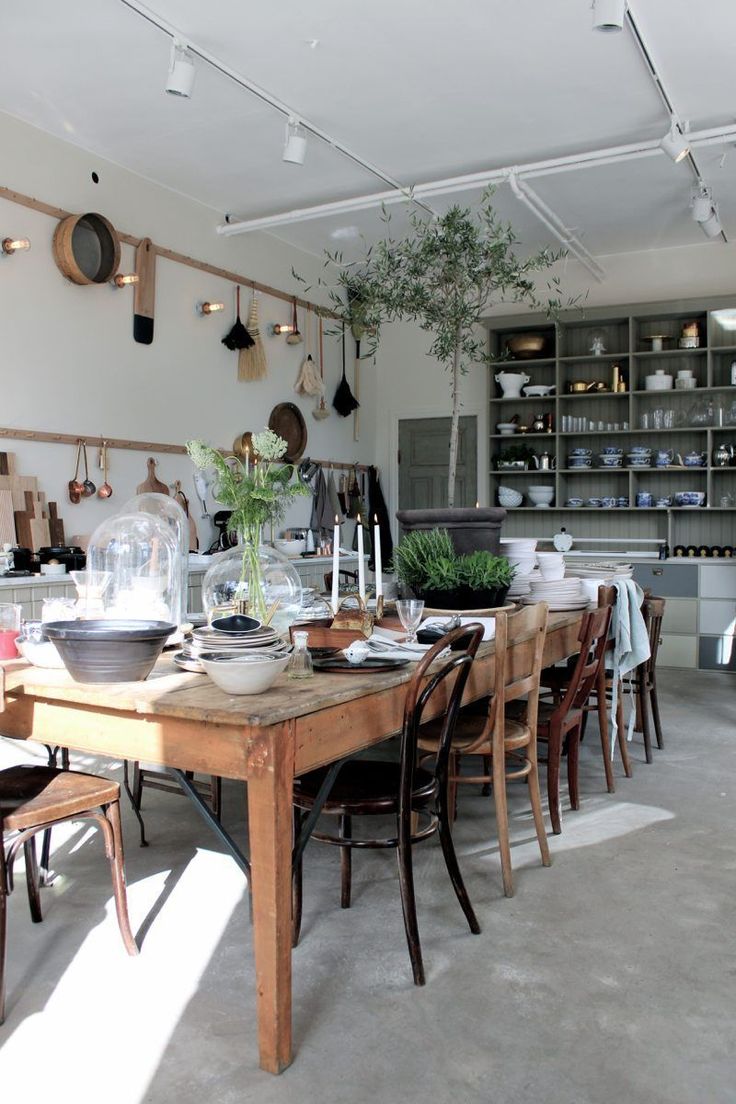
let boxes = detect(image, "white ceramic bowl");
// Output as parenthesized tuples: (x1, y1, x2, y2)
(496, 423, 518, 436)
(644, 372, 673, 391)
(528, 486, 555, 507)
(40, 563, 67, 576)
(200, 652, 290, 695)
(16, 638, 66, 669)
(498, 485, 523, 507)
(274, 539, 305, 557)
(523, 384, 555, 397)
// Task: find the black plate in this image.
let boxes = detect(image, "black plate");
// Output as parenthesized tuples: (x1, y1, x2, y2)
(307, 646, 340, 659)
(312, 656, 410, 673)
(210, 614, 262, 634)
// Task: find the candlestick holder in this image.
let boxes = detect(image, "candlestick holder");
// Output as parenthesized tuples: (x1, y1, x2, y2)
(331, 595, 374, 637)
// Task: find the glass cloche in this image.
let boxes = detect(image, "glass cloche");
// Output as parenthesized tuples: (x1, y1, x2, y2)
(201, 543, 303, 633)
(85, 512, 180, 625)
(122, 493, 189, 625)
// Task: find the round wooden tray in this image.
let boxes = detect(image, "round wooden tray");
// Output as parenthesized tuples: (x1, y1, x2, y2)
(423, 601, 516, 616)
(268, 402, 308, 462)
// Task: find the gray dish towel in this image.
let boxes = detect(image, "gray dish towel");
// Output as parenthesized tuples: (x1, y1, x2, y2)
(310, 468, 335, 536)
(327, 471, 344, 524)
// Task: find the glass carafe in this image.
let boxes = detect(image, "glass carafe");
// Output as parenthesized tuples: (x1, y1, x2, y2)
(287, 631, 313, 680)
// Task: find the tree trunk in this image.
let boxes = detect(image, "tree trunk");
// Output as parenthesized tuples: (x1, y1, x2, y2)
(446, 336, 462, 507)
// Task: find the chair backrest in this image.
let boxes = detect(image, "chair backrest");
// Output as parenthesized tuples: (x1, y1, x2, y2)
(642, 596, 666, 674)
(400, 623, 484, 806)
(553, 606, 612, 723)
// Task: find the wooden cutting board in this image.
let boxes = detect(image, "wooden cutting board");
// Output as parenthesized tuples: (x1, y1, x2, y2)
(48, 502, 66, 546)
(0, 489, 16, 546)
(0, 474, 38, 511)
(137, 457, 169, 495)
(173, 481, 198, 552)
(134, 237, 156, 345)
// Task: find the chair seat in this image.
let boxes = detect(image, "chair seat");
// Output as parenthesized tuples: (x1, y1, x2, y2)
(418, 713, 531, 753)
(294, 759, 436, 815)
(0, 766, 120, 832)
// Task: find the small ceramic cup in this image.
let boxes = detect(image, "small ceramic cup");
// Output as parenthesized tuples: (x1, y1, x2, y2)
(636, 492, 653, 507)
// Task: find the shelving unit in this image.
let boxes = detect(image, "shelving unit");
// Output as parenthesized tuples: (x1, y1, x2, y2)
(489, 297, 736, 549)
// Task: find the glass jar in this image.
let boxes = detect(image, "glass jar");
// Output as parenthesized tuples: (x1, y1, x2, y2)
(287, 631, 313, 679)
(201, 542, 303, 633)
(85, 513, 179, 625)
(122, 493, 189, 625)
(0, 603, 21, 658)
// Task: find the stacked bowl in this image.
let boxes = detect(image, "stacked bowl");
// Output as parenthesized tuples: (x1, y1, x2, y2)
(500, 538, 538, 599)
(176, 615, 291, 693)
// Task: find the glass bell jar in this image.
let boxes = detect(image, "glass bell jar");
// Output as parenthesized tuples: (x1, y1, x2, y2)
(122, 493, 189, 625)
(85, 512, 180, 625)
(201, 542, 303, 633)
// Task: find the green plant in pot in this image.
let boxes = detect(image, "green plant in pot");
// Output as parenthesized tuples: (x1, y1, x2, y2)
(394, 529, 515, 611)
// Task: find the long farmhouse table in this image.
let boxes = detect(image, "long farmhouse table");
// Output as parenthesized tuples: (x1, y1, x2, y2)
(0, 611, 583, 1073)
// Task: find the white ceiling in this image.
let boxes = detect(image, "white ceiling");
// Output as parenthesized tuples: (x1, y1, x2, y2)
(1, 0, 735, 265)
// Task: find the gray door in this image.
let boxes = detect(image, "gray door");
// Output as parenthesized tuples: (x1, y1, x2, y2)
(398, 416, 478, 511)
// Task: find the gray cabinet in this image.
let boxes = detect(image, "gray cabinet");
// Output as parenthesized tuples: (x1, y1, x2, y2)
(632, 563, 698, 598)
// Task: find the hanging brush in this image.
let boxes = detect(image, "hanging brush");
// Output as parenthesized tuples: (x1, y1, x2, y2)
(295, 306, 323, 396)
(222, 286, 255, 351)
(333, 323, 360, 416)
(238, 294, 268, 381)
(285, 297, 303, 345)
(312, 314, 330, 420)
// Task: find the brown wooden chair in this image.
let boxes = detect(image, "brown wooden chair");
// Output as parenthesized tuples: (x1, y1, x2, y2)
(0, 765, 138, 1022)
(531, 605, 612, 834)
(541, 584, 632, 793)
(417, 603, 551, 899)
(628, 596, 666, 762)
(292, 623, 484, 987)
(127, 764, 222, 846)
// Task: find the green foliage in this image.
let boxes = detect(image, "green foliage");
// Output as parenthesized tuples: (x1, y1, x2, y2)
(186, 435, 310, 541)
(394, 529, 515, 593)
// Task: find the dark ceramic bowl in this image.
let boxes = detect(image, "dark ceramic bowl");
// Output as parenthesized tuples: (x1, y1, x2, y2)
(42, 620, 175, 683)
(210, 614, 262, 635)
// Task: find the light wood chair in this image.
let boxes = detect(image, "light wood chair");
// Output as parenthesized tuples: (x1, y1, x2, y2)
(0, 765, 138, 1023)
(417, 603, 551, 898)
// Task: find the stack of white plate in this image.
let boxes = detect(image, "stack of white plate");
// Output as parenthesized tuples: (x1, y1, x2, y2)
(508, 568, 540, 599)
(566, 562, 634, 580)
(522, 577, 590, 611)
(500, 537, 538, 576)
(177, 623, 289, 671)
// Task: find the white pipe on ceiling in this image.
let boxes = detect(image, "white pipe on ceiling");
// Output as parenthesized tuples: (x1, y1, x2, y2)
(217, 123, 736, 236)
(508, 175, 605, 283)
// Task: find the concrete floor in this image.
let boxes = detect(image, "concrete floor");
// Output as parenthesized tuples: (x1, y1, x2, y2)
(0, 669, 734, 1104)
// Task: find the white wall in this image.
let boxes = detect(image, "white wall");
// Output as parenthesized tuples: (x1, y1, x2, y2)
(375, 239, 736, 530)
(1, 111, 376, 550)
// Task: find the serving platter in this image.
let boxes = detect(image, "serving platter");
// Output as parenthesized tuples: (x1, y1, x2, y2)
(312, 656, 411, 673)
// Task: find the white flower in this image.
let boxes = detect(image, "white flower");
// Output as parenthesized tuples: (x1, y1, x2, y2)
(251, 428, 288, 461)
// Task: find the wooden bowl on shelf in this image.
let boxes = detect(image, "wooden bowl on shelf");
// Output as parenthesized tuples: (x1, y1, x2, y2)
(506, 334, 546, 359)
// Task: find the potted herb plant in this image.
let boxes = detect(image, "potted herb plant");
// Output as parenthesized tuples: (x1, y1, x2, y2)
(394, 529, 515, 611)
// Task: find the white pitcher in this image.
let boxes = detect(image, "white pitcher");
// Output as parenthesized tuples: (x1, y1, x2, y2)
(495, 371, 531, 398)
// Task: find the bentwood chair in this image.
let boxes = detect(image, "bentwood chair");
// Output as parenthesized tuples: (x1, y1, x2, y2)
(530, 606, 612, 834)
(292, 623, 484, 986)
(417, 604, 551, 899)
(629, 596, 666, 762)
(0, 765, 138, 1022)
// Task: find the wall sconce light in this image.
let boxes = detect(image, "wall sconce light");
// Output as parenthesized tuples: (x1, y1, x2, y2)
(269, 322, 295, 336)
(2, 237, 31, 255)
(112, 272, 139, 287)
(197, 301, 225, 315)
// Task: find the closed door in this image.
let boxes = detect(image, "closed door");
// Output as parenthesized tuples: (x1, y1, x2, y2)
(398, 416, 478, 511)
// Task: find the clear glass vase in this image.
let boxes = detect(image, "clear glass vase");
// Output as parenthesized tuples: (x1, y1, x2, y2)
(201, 531, 303, 632)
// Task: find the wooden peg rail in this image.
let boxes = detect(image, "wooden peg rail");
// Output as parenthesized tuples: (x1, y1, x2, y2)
(0, 427, 187, 455)
(306, 458, 370, 473)
(0, 184, 342, 320)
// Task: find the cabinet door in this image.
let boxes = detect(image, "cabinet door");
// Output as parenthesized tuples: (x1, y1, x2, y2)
(698, 599, 736, 636)
(658, 635, 697, 668)
(632, 563, 698, 598)
(699, 636, 736, 671)
(661, 598, 698, 634)
(699, 566, 736, 599)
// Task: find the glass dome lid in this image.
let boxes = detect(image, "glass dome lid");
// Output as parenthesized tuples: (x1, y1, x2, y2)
(122, 493, 189, 624)
(85, 511, 180, 626)
(202, 542, 303, 633)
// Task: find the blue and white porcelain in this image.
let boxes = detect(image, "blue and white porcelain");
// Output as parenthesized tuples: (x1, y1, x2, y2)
(601, 496, 617, 508)
(566, 497, 584, 507)
(601, 446, 624, 456)
(570, 448, 593, 457)
(587, 497, 602, 507)
(617, 497, 629, 507)
(655, 449, 674, 468)
(636, 492, 653, 507)
(629, 446, 652, 456)
(682, 451, 707, 468)
(656, 496, 672, 508)
(598, 454, 623, 467)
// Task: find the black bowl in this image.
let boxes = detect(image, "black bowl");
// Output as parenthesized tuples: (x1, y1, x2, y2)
(210, 614, 262, 635)
(42, 620, 175, 683)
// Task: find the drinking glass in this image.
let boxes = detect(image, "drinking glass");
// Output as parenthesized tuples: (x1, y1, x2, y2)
(396, 599, 424, 643)
(0, 603, 21, 659)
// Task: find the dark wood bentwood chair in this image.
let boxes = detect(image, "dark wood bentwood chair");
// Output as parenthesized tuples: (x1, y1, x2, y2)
(0, 765, 138, 1022)
(292, 623, 484, 986)
(628, 596, 666, 763)
(418, 603, 551, 899)
(532, 606, 612, 834)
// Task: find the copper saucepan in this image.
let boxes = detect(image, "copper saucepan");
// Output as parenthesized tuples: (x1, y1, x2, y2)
(68, 441, 84, 504)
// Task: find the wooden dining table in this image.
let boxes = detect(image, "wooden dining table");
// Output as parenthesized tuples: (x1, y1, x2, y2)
(0, 610, 582, 1074)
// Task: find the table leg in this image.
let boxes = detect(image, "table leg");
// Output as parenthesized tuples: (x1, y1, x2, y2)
(247, 719, 296, 1074)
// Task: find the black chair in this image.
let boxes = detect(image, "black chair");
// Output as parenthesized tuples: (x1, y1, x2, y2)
(292, 623, 484, 986)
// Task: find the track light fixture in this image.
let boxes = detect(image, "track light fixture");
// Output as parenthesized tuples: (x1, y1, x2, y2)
(283, 117, 307, 165)
(700, 206, 722, 239)
(2, 237, 30, 255)
(660, 121, 689, 163)
(592, 0, 626, 32)
(691, 183, 714, 224)
(166, 40, 196, 98)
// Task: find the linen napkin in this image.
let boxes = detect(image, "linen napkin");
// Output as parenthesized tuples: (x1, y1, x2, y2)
(609, 578, 650, 751)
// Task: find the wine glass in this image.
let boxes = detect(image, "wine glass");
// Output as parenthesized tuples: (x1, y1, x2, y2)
(396, 599, 424, 643)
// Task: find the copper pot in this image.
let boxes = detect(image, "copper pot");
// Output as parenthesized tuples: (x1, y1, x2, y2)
(68, 441, 84, 504)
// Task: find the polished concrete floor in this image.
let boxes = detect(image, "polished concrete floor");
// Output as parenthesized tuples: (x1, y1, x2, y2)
(0, 669, 734, 1104)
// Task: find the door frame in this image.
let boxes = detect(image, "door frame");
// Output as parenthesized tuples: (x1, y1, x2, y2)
(390, 405, 486, 546)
